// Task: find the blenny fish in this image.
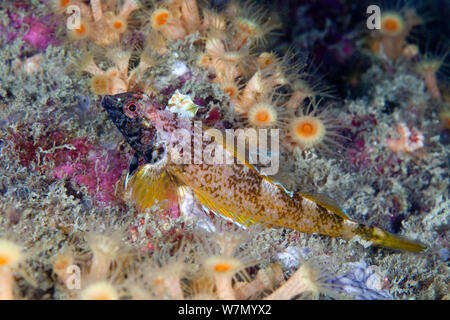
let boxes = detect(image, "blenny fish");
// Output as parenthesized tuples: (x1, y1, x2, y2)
(102, 92, 426, 252)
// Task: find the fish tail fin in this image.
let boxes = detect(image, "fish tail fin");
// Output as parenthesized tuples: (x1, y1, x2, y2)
(347, 222, 427, 252)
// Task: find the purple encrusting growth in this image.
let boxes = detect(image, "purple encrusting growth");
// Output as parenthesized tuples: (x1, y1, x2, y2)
(277, 247, 392, 299)
(1, 12, 23, 43)
(8, 125, 130, 206)
(75, 95, 91, 113)
(22, 16, 57, 51)
(331, 261, 392, 300)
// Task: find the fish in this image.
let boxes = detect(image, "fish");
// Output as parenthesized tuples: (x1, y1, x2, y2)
(102, 92, 427, 252)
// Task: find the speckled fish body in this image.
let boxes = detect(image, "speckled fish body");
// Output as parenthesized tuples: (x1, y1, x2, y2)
(102, 92, 427, 252)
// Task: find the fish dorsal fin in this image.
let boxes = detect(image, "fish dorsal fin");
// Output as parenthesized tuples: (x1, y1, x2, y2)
(297, 191, 351, 220)
(205, 125, 300, 203)
(203, 126, 249, 165)
(127, 163, 178, 212)
(125, 152, 140, 190)
(203, 126, 352, 224)
(204, 126, 275, 180)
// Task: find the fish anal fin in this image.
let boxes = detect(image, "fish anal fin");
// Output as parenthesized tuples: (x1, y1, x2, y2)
(298, 191, 351, 220)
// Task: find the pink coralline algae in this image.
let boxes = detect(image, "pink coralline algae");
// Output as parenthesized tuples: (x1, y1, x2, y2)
(8, 124, 132, 206)
(204, 107, 221, 126)
(346, 137, 371, 169)
(51, 138, 130, 206)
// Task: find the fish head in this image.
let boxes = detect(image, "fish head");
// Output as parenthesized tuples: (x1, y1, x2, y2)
(101, 92, 161, 162)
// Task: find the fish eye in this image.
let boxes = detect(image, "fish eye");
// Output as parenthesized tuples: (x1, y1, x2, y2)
(124, 101, 141, 118)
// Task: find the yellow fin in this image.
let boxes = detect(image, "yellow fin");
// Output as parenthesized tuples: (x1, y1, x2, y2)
(354, 224, 428, 252)
(128, 164, 178, 211)
(298, 191, 351, 220)
(204, 127, 249, 165)
(206, 126, 276, 183)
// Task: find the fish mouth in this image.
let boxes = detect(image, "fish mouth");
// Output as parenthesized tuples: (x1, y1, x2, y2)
(101, 94, 125, 129)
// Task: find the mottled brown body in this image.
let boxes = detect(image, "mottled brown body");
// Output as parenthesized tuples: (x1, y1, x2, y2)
(169, 161, 347, 238)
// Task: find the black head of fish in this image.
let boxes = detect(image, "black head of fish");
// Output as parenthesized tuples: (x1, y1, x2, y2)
(101, 92, 157, 161)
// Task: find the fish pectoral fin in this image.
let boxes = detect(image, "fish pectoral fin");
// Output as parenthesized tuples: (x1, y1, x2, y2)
(128, 164, 178, 212)
(204, 125, 266, 177)
(297, 191, 351, 220)
(192, 189, 255, 228)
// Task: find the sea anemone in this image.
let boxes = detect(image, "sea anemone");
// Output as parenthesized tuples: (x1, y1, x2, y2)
(83, 218, 133, 281)
(243, 93, 290, 130)
(0, 239, 22, 268)
(265, 258, 345, 300)
(150, 7, 187, 40)
(370, 3, 423, 60)
(194, 218, 260, 300)
(247, 102, 279, 128)
(229, 1, 280, 48)
(90, 74, 111, 95)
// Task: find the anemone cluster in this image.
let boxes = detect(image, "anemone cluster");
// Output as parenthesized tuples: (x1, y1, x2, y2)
(54, 0, 349, 157)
